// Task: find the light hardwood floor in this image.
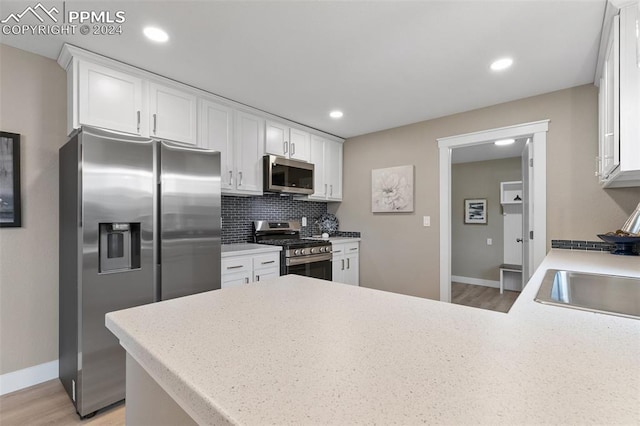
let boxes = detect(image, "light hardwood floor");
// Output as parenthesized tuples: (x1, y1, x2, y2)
(0, 380, 125, 426)
(451, 282, 519, 313)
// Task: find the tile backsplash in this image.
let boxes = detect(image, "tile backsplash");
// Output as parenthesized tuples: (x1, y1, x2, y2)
(551, 239, 614, 252)
(221, 194, 328, 243)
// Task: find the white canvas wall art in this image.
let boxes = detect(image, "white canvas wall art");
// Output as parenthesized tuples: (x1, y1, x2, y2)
(371, 165, 414, 213)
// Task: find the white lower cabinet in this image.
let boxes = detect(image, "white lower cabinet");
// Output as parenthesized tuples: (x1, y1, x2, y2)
(222, 251, 280, 288)
(331, 241, 359, 286)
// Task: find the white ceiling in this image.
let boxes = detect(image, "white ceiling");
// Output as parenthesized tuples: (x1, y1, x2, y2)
(0, 1, 606, 139)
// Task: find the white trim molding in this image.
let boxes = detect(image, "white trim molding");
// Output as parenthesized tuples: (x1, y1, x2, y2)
(438, 120, 549, 303)
(451, 276, 500, 288)
(0, 360, 58, 396)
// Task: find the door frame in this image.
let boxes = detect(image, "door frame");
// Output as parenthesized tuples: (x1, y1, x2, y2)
(437, 120, 549, 303)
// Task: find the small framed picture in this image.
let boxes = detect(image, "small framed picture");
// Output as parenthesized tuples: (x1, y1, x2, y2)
(464, 199, 487, 224)
(0, 131, 21, 228)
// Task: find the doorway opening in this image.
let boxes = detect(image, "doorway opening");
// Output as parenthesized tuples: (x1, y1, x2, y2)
(437, 120, 549, 304)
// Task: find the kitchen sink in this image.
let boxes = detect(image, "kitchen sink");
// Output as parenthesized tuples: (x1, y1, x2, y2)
(535, 269, 640, 320)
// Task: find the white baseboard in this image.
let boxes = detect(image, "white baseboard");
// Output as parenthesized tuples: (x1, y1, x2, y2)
(452, 275, 500, 288)
(0, 360, 58, 396)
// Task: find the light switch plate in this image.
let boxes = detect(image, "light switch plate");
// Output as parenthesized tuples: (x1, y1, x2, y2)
(423, 216, 430, 227)
(487, 238, 493, 245)
(302, 216, 307, 227)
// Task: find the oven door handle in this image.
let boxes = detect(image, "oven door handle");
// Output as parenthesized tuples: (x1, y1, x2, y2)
(286, 253, 332, 266)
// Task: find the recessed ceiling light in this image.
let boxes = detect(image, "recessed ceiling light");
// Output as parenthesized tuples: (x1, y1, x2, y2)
(143, 26, 169, 43)
(495, 138, 515, 146)
(329, 110, 343, 119)
(490, 57, 513, 71)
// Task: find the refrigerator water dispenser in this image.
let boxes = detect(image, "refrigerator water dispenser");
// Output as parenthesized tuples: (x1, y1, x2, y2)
(99, 223, 141, 272)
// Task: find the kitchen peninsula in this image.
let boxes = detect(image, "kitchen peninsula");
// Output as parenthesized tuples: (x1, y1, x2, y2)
(106, 250, 640, 425)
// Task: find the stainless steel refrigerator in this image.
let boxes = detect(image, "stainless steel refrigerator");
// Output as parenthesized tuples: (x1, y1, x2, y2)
(59, 126, 221, 417)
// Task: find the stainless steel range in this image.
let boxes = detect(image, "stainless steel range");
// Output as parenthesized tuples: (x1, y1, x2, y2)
(253, 220, 332, 281)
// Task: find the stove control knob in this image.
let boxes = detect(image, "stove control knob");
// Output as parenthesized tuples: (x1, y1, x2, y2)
(294, 249, 301, 256)
(319, 247, 326, 252)
(310, 248, 316, 254)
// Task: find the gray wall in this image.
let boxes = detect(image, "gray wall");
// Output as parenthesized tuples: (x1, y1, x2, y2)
(451, 157, 521, 282)
(330, 84, 640, 300)
(0, 44, 67, 374)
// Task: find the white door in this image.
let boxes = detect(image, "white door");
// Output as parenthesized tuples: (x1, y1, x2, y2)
(199, 100, 234, 191)
(289, 128, 311, 162)
(235, 111, 264, 194)
(265, 120, 288, 157)
(521, 140, 534, 287)
(309, 135, 327, 199)
(326, 140, 343, 201)
(78, 61, 143, 135)
(344, 253, 359, 286)
(149, 82, 197, 145)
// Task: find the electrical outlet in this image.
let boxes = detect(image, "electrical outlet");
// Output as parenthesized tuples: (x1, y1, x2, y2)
(487, 238, 493, 245)
(423, 216, 430, 227)
(301, 217, 307, 227)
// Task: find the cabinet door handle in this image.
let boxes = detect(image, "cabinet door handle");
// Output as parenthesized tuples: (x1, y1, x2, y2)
(334, 250, 342, 254)
(261, 260, 275, 265)
(229, 170, 233, 184)
(516, 238, 523, 243)
(291, 143, 295, 156)
(153, 113, 157, 134)
(595, 157, 601, 177)
(349, 247, 358, 251)
(341, 259, 345, 271)
(324, 183, 327, 195)
(347, 258, 350, 269)
(245, 277, 249, 284)
(604, 132, 614, 137)
(238, 171, 243, 186)
(227, 265, 243, 270)
(136, 110, 141, 133)
(330, 185, 333, 196)
(256, 275, 260, 282)
(284, 141, 288, 154)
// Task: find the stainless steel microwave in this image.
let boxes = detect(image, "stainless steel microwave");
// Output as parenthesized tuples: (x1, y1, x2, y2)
(263, 155, 314, 195)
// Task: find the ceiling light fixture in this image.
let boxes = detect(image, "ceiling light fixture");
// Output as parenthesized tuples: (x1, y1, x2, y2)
(490, 57, 513, 71)
(143, 26, 169, 43)
(494, 138, 515, 146)
(329, 110, 343, 119)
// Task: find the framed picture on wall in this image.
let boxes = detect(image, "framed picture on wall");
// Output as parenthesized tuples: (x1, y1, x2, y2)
(464, 198, 486, 224)
(0, 131, 21, 228)
(371, 165, 414, 213)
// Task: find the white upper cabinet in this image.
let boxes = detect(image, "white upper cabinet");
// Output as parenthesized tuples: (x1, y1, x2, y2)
(289, 127, 311, 162)
(59, 45, 343, 196)
(265, 120, 311, 162)
(149, 82, 197, 145)
(596, 3, 640, 187)
(77, 61, 143, 135)
(598, 15, 620, 181)
(309, 135, 343, 201)
(325, 139, 343, 201)
(309, 135, 327, 199)
(199, 98, 234, 191)
(234, 110, 265, 195)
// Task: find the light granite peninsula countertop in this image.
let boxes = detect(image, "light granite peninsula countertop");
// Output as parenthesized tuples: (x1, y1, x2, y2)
(106, 249, 640, 425)
(221, 243, 282, 258)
